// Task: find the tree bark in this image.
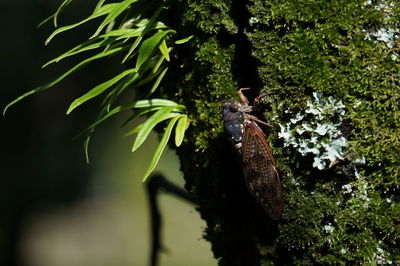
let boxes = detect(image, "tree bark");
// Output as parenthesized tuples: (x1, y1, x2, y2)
(162, 0, 400, 264)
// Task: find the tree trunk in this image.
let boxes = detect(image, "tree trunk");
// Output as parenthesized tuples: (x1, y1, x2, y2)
(163, 0, 400, 264)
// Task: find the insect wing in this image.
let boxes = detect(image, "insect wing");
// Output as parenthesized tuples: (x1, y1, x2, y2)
(241, 121, 283, 220)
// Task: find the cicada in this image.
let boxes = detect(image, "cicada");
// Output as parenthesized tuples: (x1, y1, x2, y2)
(222, 88, 283, 220)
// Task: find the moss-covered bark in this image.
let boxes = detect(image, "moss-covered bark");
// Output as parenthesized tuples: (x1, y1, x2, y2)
(163, 0, 400, 264)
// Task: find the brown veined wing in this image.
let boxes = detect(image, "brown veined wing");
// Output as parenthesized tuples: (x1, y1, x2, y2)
(241, 120, 283, 220)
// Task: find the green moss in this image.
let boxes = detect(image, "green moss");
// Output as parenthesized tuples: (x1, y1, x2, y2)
(182, 0, 237, 34)
(246, 0, 399, 264)
(179, 37, 237, 149)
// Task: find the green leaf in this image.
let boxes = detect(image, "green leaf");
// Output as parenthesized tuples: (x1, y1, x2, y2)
(123, 123, 144, 137)
(53, 0, 73, 27)
(142, 115, 181, 182)
(122, 35, 142, 63)
(132, 106, 179, 152)
(158, 39, 170, 61)
(43, 38, 109, 68)
(90, 0, 138, 39)
(84, 132, 92, 163)
(94, 0, 106, 12)
(175, 114, 188, 147)
(132, 54, 167, 88)
(75, 100, 185, 138)
(99, 21, 167, 41)
(103, 71, 141, 112)
(135, 30, 175, 70)
(152, 51, 168, 73)
(100, 28, 143, 39)
(174, 35, 194, 44)
(45, 3, 119, 45)
(67, 68, 137, 114)
(3, 88, 40, 116)
(147, 67, 168, 95)
(81, 104, 109, 163)
(38, 14, 55, 29)
(3, 46, 128, 115)
(125, 112, 177, 137)
(122, 6, 163, 63)
(128, 99, 184, 108)
(121, 106, 162, 128)
(103, 5, 116, 35)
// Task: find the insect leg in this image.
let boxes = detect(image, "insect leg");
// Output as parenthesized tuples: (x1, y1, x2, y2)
(248, 115, 273, 128)
(238, 88, 251, 104)
(253, 93, 268, 111)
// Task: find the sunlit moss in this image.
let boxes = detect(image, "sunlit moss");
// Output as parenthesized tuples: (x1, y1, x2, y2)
(171, 0, 400, 264)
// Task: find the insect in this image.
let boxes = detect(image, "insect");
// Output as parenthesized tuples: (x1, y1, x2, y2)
(222, 88, 283, 220)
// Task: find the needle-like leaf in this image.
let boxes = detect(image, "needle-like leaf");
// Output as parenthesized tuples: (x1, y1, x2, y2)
(74, 99, 184, 138)
(175, 35, 194, 44)
(121, 6, 163, 63)
(148, 67, 168, 96)
(67, 69, 137, 114)
(142, 115, 182, 182)
(158, 39, 170, 61)
(90, 0, 138, 39)
(121, 106, 162, 128)
(45, 3, 119, 45)
(132, 106, 179, 152)
(175, 114, 189, 147)
(53, 0, 73, 27)
(3, 46, 128, 115)
(135, 30, 175, 70)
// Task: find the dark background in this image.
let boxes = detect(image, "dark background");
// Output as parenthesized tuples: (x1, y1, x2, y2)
(1, 1, 105, 265)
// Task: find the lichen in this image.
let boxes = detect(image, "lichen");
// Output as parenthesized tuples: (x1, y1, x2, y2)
(278, 92, 347, 169)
